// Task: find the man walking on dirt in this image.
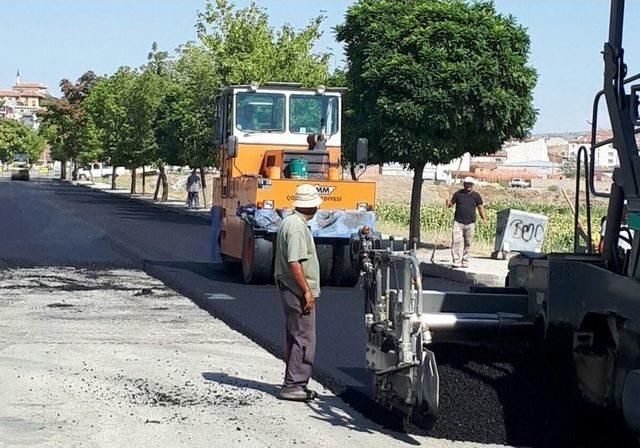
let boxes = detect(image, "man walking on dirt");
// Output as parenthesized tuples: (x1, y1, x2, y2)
(274, 184, 322, 402)
(186, 169, 201, 209)
(446, 176, 488, 268)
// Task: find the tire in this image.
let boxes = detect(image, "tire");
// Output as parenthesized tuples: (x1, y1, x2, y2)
(316, 243, 334, 286)
(221, 255, 241, 276)
(79, 174, 87, 180)
(331, 241, 359, 287)
(242, 224, 273, 284)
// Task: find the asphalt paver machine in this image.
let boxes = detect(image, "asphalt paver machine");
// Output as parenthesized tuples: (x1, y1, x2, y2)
(352, 0, 640, 433)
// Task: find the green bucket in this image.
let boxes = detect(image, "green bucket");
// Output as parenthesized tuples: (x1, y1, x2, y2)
(289, 158, 308, 179)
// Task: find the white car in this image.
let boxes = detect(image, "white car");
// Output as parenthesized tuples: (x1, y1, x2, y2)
(510, 178, 530, 188)
(77, 163, 126, 180)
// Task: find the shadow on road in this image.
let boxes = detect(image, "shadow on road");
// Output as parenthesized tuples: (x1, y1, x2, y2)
(144, 260, 245, 285)
(201, 372, 421, 446)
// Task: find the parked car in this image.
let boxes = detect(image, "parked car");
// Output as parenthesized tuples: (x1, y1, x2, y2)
(77, 163, 126, 180)
(510, 178, 530, 188)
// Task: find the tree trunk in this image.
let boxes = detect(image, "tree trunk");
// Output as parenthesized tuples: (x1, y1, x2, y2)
(60, 160, 67, 180)
(111, 166, 117, 190)
(130, 166, 136, 194)
(199, 166, 208, 209)
(349, 164, 357, 181)
(153, 169, 161, 201)
(142, 165, 146, 196)
(71, 160, 78, 181)
(160, 165, 168, 202)
(409, 162, 426, 243)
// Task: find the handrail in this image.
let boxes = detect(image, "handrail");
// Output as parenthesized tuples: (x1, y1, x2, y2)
(588, 72, 640, 198)
(574, 145, 593, 253)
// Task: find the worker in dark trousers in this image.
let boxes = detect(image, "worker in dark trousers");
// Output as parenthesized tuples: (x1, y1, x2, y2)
(274, 184, 322, 401)
(446, 176, 488, 268)
(185, 169, 201, 209)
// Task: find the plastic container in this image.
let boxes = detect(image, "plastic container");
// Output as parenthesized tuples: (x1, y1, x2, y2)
(289, 158, 308, 179)
(492, 209, 549, 259)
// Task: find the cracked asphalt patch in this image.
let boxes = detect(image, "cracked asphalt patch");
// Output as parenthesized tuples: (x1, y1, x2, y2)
(0, 267, 479, 448)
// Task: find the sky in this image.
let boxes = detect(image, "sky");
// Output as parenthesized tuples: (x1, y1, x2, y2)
(2, 0, 639, 134)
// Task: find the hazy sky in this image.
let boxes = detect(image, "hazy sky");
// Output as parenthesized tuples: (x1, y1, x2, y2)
(2, 0, 639, 134)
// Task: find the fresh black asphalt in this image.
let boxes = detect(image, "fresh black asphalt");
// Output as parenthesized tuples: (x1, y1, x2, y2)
(1, 178, 637, 447)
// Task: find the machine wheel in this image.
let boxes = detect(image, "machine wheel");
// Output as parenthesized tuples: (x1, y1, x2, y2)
(221, 254, 241, 276)
(316, 243, 334, 286)
(331, 242, 359, 287)
(242, 224, 273, 284)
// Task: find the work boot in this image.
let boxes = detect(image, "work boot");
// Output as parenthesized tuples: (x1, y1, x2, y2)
(303, 386, 318, 400)
(461, 261, 469, 268)
(452, 261, 461, 268)
(278, 387, 316, 402)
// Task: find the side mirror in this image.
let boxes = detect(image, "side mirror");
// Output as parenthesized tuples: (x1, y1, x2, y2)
(356, 138, 369, 164)
(227, 135, 238, 158)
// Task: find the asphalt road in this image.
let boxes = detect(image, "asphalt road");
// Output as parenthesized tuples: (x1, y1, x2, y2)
(1, 178, 637, 447)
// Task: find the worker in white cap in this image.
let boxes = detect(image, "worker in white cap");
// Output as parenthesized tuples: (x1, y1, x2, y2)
(446, 176, 488, 268)
(274, 184, 322, 401)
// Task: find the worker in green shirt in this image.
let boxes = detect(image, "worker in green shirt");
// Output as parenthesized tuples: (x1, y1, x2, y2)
(274, 184, 322, 401)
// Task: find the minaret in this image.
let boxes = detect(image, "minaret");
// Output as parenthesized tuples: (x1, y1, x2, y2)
(16, 69, 21, 86)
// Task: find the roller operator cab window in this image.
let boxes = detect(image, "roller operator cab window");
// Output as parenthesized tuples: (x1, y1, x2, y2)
(289, 95, 339, 135)
(235, 92, 285, 132)
(13, 153, 28, 163)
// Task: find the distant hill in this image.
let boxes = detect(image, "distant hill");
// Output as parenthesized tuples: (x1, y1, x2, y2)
(532, 130, 590, 140)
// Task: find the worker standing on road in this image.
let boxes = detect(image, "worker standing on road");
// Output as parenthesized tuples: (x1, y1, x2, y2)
(446, 176, 488, 268)
(186, 169, 201, 209)
(274, 184, 322, 402)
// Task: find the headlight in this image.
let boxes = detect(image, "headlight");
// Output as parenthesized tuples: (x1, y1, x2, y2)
(357, 202, 368, 212)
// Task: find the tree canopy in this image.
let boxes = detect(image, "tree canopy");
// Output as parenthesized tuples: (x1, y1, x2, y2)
(0, 120, 46, 163)
(40, 71, 102, 178)
(337, 0, 538, 239)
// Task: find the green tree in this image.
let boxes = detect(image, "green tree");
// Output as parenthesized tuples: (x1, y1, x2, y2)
(0, 120, 46, 163)
(124, 44, 172, 195)
(189, 1, 331, 206)
(155, 82, 187, 201)
(40, 71, 102, 180)
(169, 42, 220, 206)
(84, 68, 137, 189)
(196, 0, 330, 87)
(337, 0, 538, 241)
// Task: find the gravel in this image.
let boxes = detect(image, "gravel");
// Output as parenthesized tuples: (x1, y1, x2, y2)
(0, 267, 480, 448)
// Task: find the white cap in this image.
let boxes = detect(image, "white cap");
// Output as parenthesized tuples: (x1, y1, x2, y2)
(463, 176, 476, 184)
(293, 184, 323, 208)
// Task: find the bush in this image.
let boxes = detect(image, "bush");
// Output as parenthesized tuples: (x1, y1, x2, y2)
(547, 185, 559, 192)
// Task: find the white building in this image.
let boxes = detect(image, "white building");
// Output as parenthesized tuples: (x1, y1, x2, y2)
(503, 138, 549, 164)
(382, 153, 471, 181)
(0, 71, 48, 129)
(568, 131, 619, 169)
